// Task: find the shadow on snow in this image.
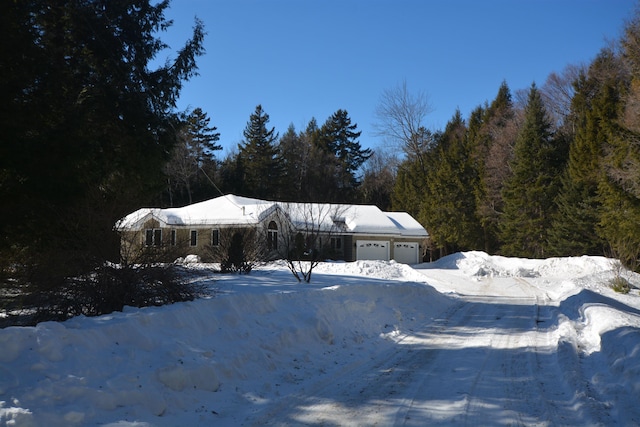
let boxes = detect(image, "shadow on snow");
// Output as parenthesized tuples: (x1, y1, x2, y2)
(240, 282, 640, 427)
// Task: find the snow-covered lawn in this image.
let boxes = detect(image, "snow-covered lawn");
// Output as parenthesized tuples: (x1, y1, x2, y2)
(1, 252, 639, 426)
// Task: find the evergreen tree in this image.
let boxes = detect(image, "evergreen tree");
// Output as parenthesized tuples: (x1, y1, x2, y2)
(391, 127, 436, 217)
(392, 159, 425, 219)
(422, 111, 480, 255)
(318, 110, 372, 201)
(278, 124, 313, 201)
(188, 107, 223, 159)
(470, 82, 517, 253)
(165, 108, 221, 205)
(596, 17, 640, 268)
(500, 84, 566, 258)
(217, 150, 247, 196)
(598, 147, 640, 268)
(548, 51, 621, 256)
(296, 118, 333, 202)
(237, 105, 283, 199)
(0, 0, 204, 278)
(278, 124, 300, 200)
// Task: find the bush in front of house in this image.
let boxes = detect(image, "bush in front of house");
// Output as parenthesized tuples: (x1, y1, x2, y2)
(220, 232, 253, 273)
(207, 228, 265, 274)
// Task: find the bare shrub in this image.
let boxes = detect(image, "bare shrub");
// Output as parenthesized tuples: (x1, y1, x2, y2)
(275, 203, 348, 283)
(118, 229, 190, 266)
(608, 254, 633, 294)
(610, 275, 631, 294)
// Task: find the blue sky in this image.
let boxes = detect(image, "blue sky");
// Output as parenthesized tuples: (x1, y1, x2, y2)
(158, 0, 637, 153)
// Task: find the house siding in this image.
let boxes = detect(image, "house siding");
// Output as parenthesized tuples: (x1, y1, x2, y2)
(121, 220, 237, 263)
(343, 235, 354, 261)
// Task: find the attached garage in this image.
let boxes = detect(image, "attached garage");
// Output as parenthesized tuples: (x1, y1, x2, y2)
(356, 240, 390, 261)
(393, 242, 420, 264)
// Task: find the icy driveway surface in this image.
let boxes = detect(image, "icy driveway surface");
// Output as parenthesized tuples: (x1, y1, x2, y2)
(243, 277, 608, 426)
(1, 252, 639, 426)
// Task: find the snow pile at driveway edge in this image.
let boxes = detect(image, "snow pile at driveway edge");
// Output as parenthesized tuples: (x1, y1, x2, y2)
(0, 279, 451, 426)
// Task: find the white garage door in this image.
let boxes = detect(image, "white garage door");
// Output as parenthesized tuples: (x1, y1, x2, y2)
(394, 242, 420, 264)
(356, 240, 390, 261)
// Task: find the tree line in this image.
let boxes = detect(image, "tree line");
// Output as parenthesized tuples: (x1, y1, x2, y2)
(162, 105, 374, 206)
(388, 11, 640, 267)
(166, 5, 640, 269)
(163, 4, 640, 268)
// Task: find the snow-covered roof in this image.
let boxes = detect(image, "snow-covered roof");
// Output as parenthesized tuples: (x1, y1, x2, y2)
(116, 195, 275, 230)
(384, 212, 429, 237)
(116, 194, 428, 238)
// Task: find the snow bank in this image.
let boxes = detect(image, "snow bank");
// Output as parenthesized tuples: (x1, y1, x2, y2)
(427, 250, 615, 280)
(315, 259, 427, 282)
(0, 271, 451, 426)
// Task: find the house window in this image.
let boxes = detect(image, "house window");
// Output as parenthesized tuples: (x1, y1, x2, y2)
(190, 230, 198, 247)
(170, 229, 177, 246)
(211, 229, 220, 246)
(145, 228, 162, 247)
(331, 237, 342, 250)
(303, 235, 322, 255)
(268, 221, 278, 250)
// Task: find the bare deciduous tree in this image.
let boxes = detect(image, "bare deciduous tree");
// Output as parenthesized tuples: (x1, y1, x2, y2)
(275, 203, 349, 283)
(541, 63, 585, 130)
(359, 149, 399, 210)
(164, 108, 221, 205)
(373, 80, 434, 157)
(622, 81, 640, 133)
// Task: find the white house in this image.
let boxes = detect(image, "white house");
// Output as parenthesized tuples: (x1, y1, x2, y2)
(116, 194, 429, 264)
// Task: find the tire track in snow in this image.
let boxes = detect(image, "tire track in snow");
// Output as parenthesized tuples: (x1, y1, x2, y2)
(392, 292, 547, 426)
(240, 301, 460, 426)
(242, 274, 610, 426)
(390, 300, 471, 426)
(499, 278, 560, 426)
(394, 277, 569, 426)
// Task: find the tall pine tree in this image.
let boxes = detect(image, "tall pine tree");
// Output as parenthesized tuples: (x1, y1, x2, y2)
(165, 108, 221, 205)
(500, 84, 566, 258)
(278, 124, 315, 201)
(318, 110, 372, 202)
(237, 105, 283, 199)
(596, 16, 640, 268)
(392, 160, 424, 217)
(422, 110, 481, 255)
(391, 127, 436, 218)
(0, 0, 204, 277)
(548, 50, 621, 256)
(471, 82, 517, 253)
